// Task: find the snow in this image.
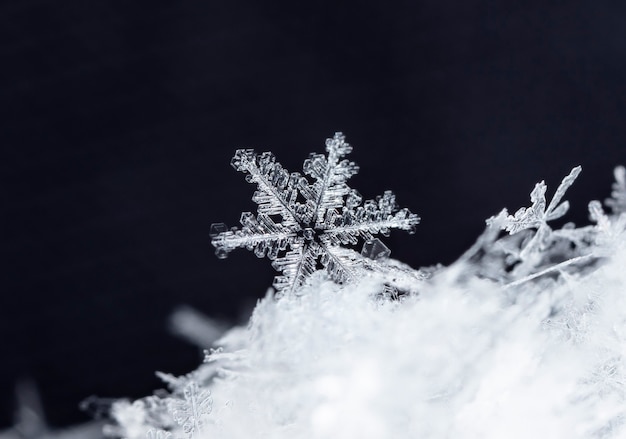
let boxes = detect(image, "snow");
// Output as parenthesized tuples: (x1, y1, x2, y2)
(108, 137, 626, 438)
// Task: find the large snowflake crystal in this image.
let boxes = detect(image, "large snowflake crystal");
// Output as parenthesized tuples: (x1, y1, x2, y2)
(210, 132, 421, 295)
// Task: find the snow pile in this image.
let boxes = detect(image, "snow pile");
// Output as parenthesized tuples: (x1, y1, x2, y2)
(107, 158, 626, 438)
(110, 250, 626, 438)
(206, 263, 626, 439)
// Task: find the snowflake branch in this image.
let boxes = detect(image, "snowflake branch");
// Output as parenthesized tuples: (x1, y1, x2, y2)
(321, 213, 419, 239)
(231, 149, 304, 225)
(319, 242, 359, 284)
(210, 213, 296, 259)
(503, 253, 596, 289)
(272, 241, 318, 294)
(303, 133, 359, 225)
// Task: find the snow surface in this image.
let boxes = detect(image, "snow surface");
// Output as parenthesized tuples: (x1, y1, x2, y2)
(109, 161, 626, 438)
(112, 235, 626, 438)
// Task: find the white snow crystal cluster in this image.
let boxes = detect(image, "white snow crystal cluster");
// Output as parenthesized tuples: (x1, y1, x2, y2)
(210, 132, 422, 297)
(107, 135, 626, 439)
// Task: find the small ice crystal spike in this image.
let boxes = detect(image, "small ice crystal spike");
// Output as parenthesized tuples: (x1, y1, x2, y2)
(606, 165, 626, 215)
(361, 238, 391, 260)
(209, 223, 228, 238)
(210, 133, 420, 295)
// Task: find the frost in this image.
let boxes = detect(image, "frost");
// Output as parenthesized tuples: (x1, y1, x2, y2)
(210, 133, 421, 295)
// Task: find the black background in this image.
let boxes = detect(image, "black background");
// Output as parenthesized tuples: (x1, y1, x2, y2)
(3, 0, 626, 428)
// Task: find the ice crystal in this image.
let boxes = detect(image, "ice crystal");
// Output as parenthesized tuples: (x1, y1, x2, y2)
(487, 166, 581, 258)
(165, 381, 212, 438)
(210, 133, 421, 295)
(606, 165, 626, 215)
(481, 166, 594, 282)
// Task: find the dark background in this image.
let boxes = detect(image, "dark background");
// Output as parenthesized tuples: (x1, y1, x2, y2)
(2, 0, 626, 428)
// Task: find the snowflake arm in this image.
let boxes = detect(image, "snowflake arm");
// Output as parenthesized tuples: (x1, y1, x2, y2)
(545, 164, 581, 222)
(322, 244, 426, 292)
(318, 239, 361, 284)
(320, 192, 419, 245)
(300, 132, 360, 225)
(230, 149, 306, 225)
(210, 213, 296, 260)
(271, 240, 319, 294)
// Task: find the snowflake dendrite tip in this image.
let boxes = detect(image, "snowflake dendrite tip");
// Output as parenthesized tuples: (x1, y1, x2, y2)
(210, 132, 420, 295)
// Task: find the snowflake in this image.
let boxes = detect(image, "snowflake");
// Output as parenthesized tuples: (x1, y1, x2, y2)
(210, 132, 421, 295)
(165, 381, 212, 438)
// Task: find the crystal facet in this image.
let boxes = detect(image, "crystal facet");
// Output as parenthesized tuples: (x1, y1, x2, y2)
(361, 238, 391, 260)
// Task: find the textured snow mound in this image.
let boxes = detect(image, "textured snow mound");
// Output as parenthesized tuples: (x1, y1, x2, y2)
(112, 248, 626, 438)
(109, 161, 626, 438)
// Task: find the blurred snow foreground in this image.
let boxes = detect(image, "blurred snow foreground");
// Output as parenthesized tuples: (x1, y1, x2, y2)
(107, 135, 626, 438)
